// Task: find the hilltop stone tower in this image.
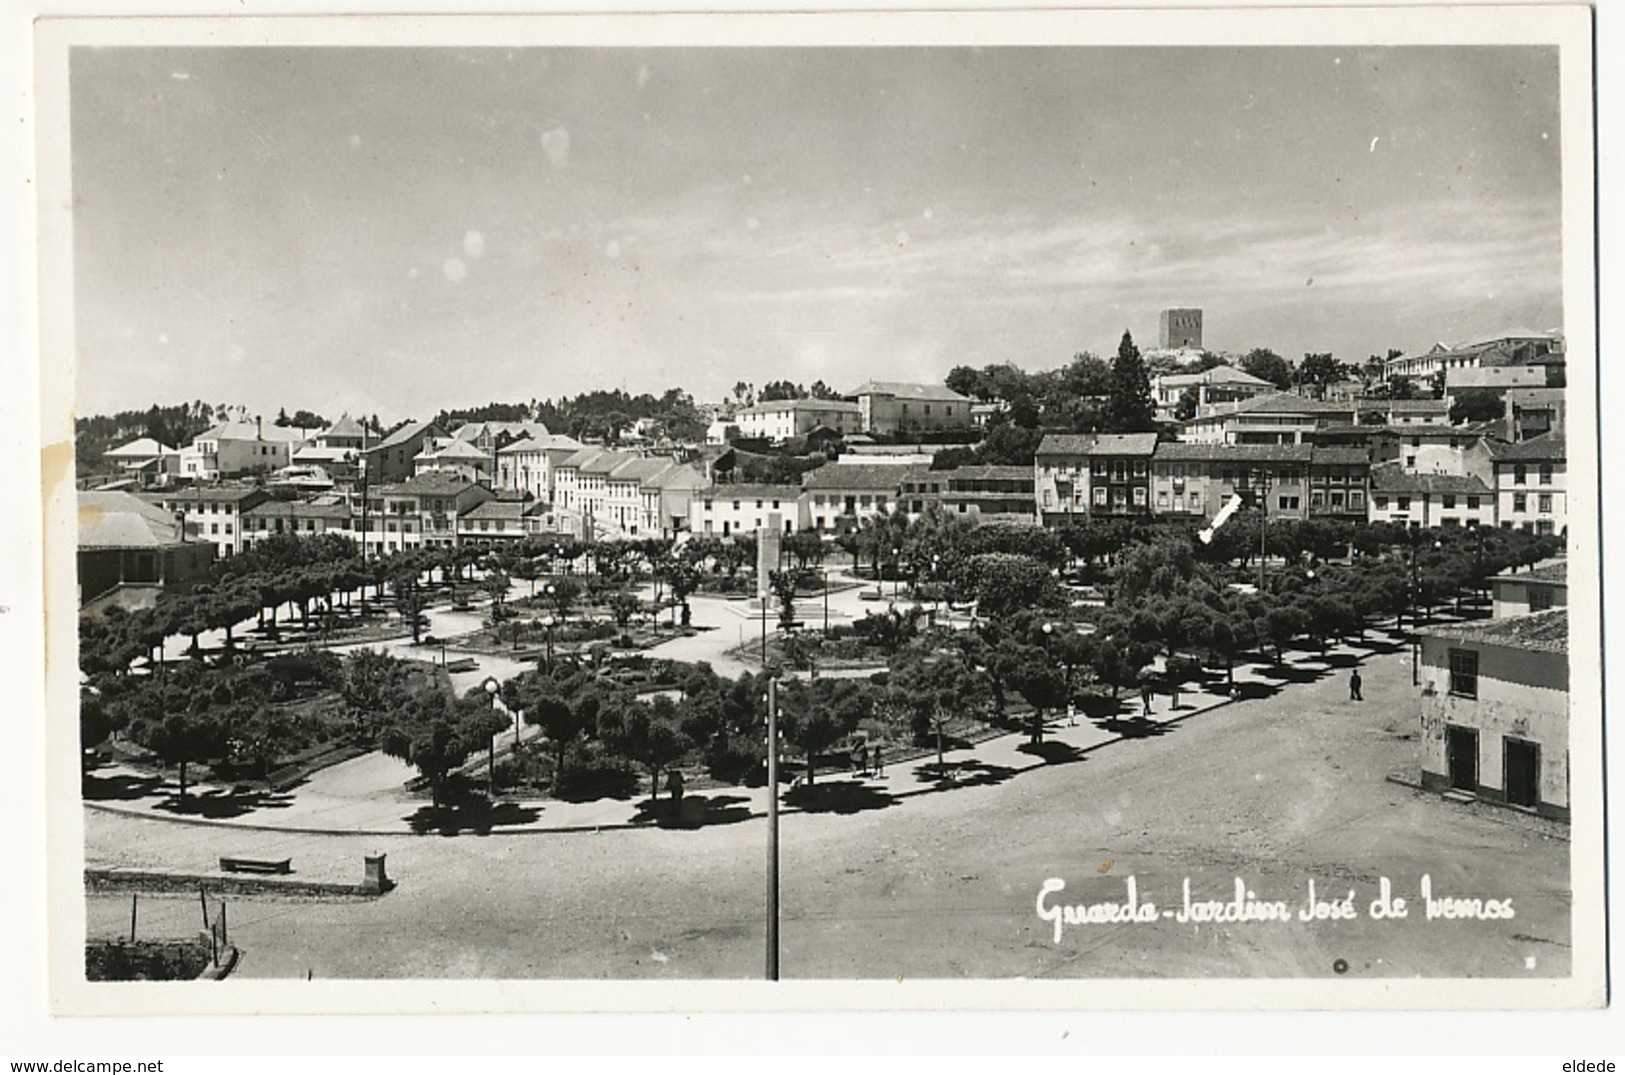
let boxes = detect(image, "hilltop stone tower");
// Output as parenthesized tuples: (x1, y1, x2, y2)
(1159, 308, 1203, 349)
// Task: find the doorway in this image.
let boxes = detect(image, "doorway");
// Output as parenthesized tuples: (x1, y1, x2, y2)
(1504, 738, 1540, 809)
(1445, 725, 1478, 792)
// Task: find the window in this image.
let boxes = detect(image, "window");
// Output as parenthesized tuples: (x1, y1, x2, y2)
(1133, 460, 1148, 478)
(1189, 492, 1201, 509)
(1538, 493, 1552, 513)
(1093, 487, 1108, 506)
(1044, 490, 1054, 508)
(1310, 491, 1325, 509)
(1405, 456, 1416, 468)
(1442, 495, 1456, 509)
(1398, 497, 1411, 511)
(1277, 496, 1300, 511)
(1539, 463, 1553, 485)
(1514, 464, 1527, 485)
(1513, 493, 1527, 513)
(1529, 587, 1554, 612)
(1157, 490, 1169, 507)
(1374, 495, 1388, 510)
(1447, 648, 1478, 699)
(1468, 496, 1480, 510)
(1536, 520, 1554, 536)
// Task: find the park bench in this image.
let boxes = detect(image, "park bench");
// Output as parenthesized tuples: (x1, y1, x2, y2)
(443, 657, 478, 673)
(219, 855, 292, 875)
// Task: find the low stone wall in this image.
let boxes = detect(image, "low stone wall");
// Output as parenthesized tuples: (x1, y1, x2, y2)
(86, 865, 386, 899)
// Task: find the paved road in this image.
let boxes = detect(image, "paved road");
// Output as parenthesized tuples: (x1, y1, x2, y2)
(84, 639, 1570, 980)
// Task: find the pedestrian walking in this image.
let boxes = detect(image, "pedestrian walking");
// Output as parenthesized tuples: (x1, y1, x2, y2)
(665, 768, 685, 806)
(1140, 683, 1153, 717)
(1349, 668, 1363, 702)
(874, 745, 885, 776)
(1067, 701, 1077, 727)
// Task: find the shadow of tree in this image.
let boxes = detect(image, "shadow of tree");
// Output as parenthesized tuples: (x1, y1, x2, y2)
(404, 799, 543, 836)
(81, 771, 166, 802)
(785, 780, 898, 814)
(1097, 716, 1174, 739)
(1318, 652, 1363, 668)
(154, 787, 296, 819)
(631, 793, 754, 829)
(1250, 662, 1331, 685)
(912, 759, 1020, 790)
(1016, 739, 1085, 765)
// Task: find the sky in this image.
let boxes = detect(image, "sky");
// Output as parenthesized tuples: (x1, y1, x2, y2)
(68, 45, 1564, 424)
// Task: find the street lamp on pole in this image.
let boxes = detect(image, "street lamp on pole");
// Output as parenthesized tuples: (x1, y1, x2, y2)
(542, 615, 556, 673)
(891, 546, 901, 601)
(483, 676, 501, 796)
(764, 676, 780, 981)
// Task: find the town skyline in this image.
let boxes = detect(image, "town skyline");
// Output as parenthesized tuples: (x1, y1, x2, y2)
(70, 45, 1562, 425)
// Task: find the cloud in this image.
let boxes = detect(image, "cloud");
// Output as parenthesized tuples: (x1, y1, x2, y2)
(540, 127, 571, 167)
(463, 230, 486, 259)
(443, 257, 468, 283)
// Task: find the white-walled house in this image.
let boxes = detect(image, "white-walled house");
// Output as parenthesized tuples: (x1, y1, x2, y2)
(1417, 609, 1569, 821)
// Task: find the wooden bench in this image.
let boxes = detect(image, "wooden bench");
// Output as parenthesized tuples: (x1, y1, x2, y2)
(219, 856, 292, 875)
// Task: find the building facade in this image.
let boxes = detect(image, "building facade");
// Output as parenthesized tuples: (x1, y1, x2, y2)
(1489, 434, 1567, 536)
(1417, 609, 1569, 821)
(732, 399, 862, 441)
(848, 382, 973, 436)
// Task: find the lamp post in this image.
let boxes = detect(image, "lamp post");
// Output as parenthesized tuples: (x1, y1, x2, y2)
(542, 615, 556, 673)
(482, 676, 500, 796)
(1254, 469, 1271, 593)
(765, 676, 780, 981)
(891, 546, 901, 601)
(931, 554, 942, 625)
(822, 561, 830, 637)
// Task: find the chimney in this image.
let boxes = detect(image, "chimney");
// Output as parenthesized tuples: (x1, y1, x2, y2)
(256, 415, 264, 439)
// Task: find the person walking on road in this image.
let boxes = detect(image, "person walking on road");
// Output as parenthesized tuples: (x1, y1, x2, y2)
(665, 768, 685, 807)
(1349, 668, 1363, 702)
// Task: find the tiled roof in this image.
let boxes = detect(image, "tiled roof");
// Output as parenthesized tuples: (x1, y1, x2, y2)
(1487, 433, 1565, 462)
(1492, 560, 1567, 585)
(195, 421, 314, 444)
(1309, 446, 1372, 466)
(496, 434, 585, 455)
(801, 463, 920, 491)
(701, 484, 803, 501)
(245, 500, 352, 521)
(1368, 466, 1492, 495)
(1085, 433, 1160, 456)
(1386, 398, 1450, 412)
(607, 457, 674, 484)
(1035, 434, 1098, 456)
(1196, 392, 1359, 419)
(1422, 608, 1567, 655)
(105, 437, 177, 458)
(144, 486, 267, 504)
(736, 399, 860, 416)
(1154, 443, 1312, 463)
(451, 420, 552, 442)
(940, 465, 1035, 482)
(370, 419, 439, 452)
(460, 499, 546, 521)
(847, 381, 971, 403)
(323, 414, 365, 438)
(375, 473, 483, 496)
(1154, 366, 1274, 389)
(79, 491, 188, 549)
(1504, 388, 1566, 408)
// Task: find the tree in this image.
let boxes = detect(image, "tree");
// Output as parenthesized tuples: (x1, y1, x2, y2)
(600, 696, 689, 806)
(502, 673, 590, 789)
(1240, 348, 1293, 391)
(1449, 389, 1506, 425)
(776, 677, 871, 785)
(1174, 386, 1201, 422)
(394, 576, 429, 643)
(956, 552, 1060, 619)
(379, 686, 509, 806)
(1009, 645, 1068, 745)
(1106, 331, 1157, 433)
(342, 649, 414, 738)
(1297, 352, 1343, 399)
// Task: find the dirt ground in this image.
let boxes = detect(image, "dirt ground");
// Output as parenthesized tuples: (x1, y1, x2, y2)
(84, 644, 1572, 981)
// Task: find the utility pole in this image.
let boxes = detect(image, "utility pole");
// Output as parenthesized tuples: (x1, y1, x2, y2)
(766, 676, 780, 981)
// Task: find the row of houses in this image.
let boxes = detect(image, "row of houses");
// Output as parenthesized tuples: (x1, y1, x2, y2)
(709, 381, 976, 444)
